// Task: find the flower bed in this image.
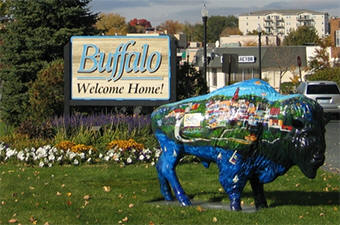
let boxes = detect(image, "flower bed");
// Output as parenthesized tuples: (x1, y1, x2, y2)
(0, 114, 162, 167)
(0, 142, 161, 167)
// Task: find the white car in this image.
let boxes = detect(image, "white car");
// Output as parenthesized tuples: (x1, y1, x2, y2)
(297, 81, 340, 114)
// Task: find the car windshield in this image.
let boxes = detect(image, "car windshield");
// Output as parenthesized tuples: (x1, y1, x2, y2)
(307, 84, 340, 94)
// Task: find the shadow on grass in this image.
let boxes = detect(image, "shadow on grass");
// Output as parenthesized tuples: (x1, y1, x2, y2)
(263, 191, 340, 207)
(148, 190, 340, 208)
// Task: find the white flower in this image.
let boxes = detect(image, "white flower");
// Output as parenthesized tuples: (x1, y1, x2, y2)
(51, 147, 58, 153)
(25, 153, 30, 162)
(30, 152, 37, 161)
(126, 157, 132, 164)
(87, 158, 92, 163)
(99, 153, 103, 158)
(48, 154, 55, 161)
(5, 149, 17, 160)
(48, 163, 52, 167)
(143, 149, 151, 154)
(79, 153, 85, 159)
(36, 147, 47, 159)
(113, 153, 120, 161)
(155, 149, 161, 158)
(68, 152, 76, 160)
(139, 155, 145, 161)
(39, 161, 45, 167)
(57, 156, 63, 161)
(73, 159, 79, 165)
(104, 156, 110, 161)
(17, 151, 25, 161)
(89, 150, 92, 155)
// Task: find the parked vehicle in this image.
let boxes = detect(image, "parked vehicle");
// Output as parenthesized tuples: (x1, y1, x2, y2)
(296, 81, 340, 115)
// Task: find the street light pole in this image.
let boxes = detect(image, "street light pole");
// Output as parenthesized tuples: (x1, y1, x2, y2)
(201, 4, 208, 84)
(257, 24, 262, 80)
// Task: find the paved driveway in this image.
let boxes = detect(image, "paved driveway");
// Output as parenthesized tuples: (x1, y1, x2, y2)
(322, 120, 340, 174)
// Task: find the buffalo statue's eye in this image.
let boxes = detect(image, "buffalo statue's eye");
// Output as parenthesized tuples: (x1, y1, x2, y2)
(292, 118, 304, 130)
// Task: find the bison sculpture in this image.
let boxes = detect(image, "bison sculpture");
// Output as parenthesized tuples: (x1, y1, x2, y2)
(151, 79, 326, 211)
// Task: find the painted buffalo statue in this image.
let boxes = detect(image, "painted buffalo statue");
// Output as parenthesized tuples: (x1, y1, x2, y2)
(151, 79, 326, 211)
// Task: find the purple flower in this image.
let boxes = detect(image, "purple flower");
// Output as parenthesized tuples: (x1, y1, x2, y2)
(50, 113, 152, 131)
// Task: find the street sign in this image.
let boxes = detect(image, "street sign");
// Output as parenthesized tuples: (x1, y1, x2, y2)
(297, 56, 302, 67)
(222, 54, 238, 73)
(238, 55, 255, 63)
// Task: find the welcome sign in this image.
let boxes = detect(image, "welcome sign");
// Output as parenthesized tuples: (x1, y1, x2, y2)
(70, 36, 172, 100)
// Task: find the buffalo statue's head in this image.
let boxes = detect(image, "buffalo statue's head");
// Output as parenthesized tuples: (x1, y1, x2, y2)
(287, 96, 326, 178)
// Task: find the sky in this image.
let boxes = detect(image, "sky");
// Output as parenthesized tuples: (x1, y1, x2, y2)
(89, 0, 340, 26)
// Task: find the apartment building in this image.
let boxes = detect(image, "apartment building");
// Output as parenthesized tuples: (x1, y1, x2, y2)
(329, 17, 340, 59)
(239, 10, 329, 37)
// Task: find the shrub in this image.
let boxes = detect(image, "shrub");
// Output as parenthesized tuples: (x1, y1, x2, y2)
(28, 59, 64, 121)
(0, 133, 50, 150)
(307, 67, 340, 87)
(16, 119, 55, 139)
(280, 82, 296, 94)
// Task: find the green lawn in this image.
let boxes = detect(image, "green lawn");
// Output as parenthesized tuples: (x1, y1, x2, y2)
(0, 162, 339, 225)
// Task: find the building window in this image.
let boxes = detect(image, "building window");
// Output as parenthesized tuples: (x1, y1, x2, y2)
(336, 30, 340, 47)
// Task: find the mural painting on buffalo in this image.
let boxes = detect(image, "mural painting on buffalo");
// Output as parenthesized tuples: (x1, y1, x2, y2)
(151, 79, 326, 211)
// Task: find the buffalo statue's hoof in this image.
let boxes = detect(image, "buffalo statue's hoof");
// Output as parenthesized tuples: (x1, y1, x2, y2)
(255, 202, 268, 210)
(178, 195, 192, 206)
(230, 200, 242, 211)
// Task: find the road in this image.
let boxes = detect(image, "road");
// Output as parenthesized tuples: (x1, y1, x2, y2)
(322, 120, 340, 174)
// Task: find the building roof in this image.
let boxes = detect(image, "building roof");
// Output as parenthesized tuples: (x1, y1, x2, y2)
(239, 9, 326, 17)
(195, 46, 307, 70)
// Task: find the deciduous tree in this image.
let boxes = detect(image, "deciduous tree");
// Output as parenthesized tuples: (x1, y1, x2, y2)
(95, 13, 128, 35)
(207, 16, 238, 43)
(220, 27, 242, 36)
(308, 36, 332, 71)
(158, 20, 184, 34)
(128, 18, 152, 33)
(283, 26, 319, 46)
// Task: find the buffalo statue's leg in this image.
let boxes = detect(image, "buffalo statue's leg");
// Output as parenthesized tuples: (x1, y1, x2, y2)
(216, 150, 247, 211)
(249, 175, 268, 210)
(155, 131, 192, 206)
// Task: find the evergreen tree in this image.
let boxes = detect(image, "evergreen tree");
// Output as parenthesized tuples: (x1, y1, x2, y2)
(177, 62, 208, 100)
(0, 0, 98, 125)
